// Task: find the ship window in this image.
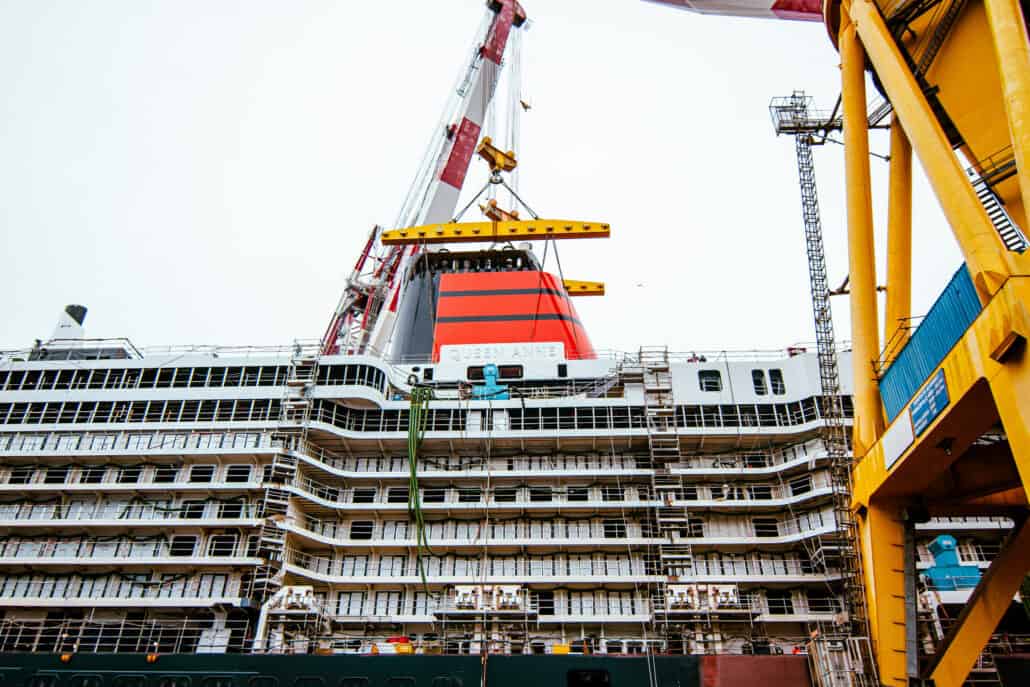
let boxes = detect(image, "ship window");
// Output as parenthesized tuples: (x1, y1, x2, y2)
(567, 670, 610, 687)
(789, 475, 812, 496)
(352, 488, 376, 504)
(340, 680, 368, 687)
(458, 487, 480, 503)
(753, 518, 779, 537)
(249, 679, 277, 687)
(493, 487, 517, 503)
(467, 367, 485, 381)
(118, 465, 142, 484)
(225, 465, 252, 483)
(169, 535, 197, 557)
(7, 466, 34, 484)
(567, 486, 589, 502)
(529, 486, 551, 502)
(603, 519, 626, 538)
(208, 534, 238, 556)
(422, 488, 446, 503)
(602, 486, 623, 502)
(387, 488, 409, 503)
(189, 465, 215, 483)
(769, 368, 786, 395)
(751, 369, 768, 395)
(498, 365, 523, 379)
(29, 677, 59, 687)
(698, 370, 722, 392)
(181, 500, 206, 519)
(203, 678, 234, 687)
(44, 466, 69, 484)
(766, 589, 794, 615)
(114, 676, 146, 687)
(350, 521, 374, 540)
(80, 465, 106, 483)
(154, 465, 179, 483)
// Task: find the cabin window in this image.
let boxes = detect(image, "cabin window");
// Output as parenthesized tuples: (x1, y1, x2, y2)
(387, 487, 408, 503)
(207, 534, 238, 557)
(350, 521, 374, 540)
(352, 488, 376, 503)
(169, 535, 197, 557)
(567, 486, 589, 502)
(79, 465, 106, 483)
(203, 679, 234, 687)
(789, 475, 812, 496)
(29, 678, 58, 687)
(603, 519, 626, 538)
(225, 465, 252, 483)
(769, 368, 786, 395)
(422, 488, 446, 503)
(752, 369, 768, 395)
(8, 466, 34, 484)
(753, 518, 779, 537)
(249, 679, 277, 687)
(529, 486, 551, 502)
(766, 589, 794, 615)
(698, 370, 722, 392)
(458, 487, 480, 503)
(567, 671, 610, 687)
(189, 465, 215, 483)
(494, 487, 517, 503)
(153, 465, 179, 483)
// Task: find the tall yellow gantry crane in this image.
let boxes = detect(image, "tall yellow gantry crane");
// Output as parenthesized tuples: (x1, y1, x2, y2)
(649, 0, 1030, 684)
(824, 1, 1030, 685)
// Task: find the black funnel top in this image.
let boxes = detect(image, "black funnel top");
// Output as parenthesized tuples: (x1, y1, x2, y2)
(65, 304, 87, 325)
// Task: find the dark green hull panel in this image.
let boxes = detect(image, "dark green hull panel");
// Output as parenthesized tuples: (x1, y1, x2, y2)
(0, 654, 701, 687)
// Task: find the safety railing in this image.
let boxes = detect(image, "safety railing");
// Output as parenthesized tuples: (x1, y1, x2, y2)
(0, 616, 253, 654)
(0, 429, 272, 454)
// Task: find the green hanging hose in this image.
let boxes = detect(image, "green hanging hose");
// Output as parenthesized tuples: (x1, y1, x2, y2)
(408, 386, 436, 594)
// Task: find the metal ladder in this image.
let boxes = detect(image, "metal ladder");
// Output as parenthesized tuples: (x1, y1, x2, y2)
(633, 346, 694, 644)
(971, 172, 1028, 253)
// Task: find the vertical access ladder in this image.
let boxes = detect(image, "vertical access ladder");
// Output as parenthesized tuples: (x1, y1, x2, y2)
(252, 343, 321, 603)
(631, 346, 694, 649)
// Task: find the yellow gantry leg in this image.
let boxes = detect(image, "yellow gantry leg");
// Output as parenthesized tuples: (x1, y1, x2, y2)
(984, 0, 1030, 224)
(847, 0, 1013, 301)
(861, 501, 908, 687)
(840, 11, 885, 456)
(884, 116, 913, 347)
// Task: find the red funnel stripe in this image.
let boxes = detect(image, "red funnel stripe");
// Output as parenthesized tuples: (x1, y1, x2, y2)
(432, 271, 595, 362)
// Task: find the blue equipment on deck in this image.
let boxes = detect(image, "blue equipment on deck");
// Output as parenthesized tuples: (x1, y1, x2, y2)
(470, 364, 509, 400)
(923, 534, 982, 591)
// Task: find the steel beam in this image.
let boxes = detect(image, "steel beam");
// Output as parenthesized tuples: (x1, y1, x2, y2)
(928, 517, 1030, 687)
(380, 220, 611, 245)
(562, 280, 605, 296)
(848, 0, 1013, 301)
(884, 116, 913, 346)
(841, 13, 885, 457)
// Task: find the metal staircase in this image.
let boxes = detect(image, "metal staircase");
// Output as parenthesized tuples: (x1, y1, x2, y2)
(627, 346, 694, 645)
(971, 172, 1028, 253)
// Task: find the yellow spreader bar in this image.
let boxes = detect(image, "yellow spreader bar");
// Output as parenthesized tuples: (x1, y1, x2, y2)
(380, 220, 611, 245)
(563, 280, 605, 297)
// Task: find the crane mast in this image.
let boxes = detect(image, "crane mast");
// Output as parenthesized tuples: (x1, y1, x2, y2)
(322, 0, 526, 357)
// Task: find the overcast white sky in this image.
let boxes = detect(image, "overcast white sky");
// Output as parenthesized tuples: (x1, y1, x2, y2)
(0, 0, 962, 353)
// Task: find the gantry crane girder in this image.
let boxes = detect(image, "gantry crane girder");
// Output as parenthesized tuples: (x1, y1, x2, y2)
(379, 220, 611, 245)
(819, 0, 1030, 685)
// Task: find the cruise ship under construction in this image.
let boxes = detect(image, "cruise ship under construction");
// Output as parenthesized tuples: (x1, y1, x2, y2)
(4, 1, 1030, 686)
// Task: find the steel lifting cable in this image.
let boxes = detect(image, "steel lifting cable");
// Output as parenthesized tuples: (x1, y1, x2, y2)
(408, 386, 436, 594)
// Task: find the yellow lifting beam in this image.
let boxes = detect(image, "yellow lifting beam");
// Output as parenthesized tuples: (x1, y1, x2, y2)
(562, 280, 605, 297)
(380, 220, 611, 245)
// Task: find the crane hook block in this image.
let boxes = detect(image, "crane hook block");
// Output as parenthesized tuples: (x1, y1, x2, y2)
(477, 137, 517, 173)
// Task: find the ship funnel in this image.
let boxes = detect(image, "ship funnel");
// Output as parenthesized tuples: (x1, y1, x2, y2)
(51, 304, 87, 340)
